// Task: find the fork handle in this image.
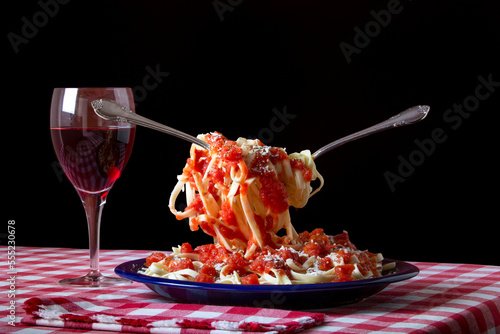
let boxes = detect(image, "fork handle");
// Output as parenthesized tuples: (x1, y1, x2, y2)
(92, 99, 210, 150)
(312, 105, 430, 159)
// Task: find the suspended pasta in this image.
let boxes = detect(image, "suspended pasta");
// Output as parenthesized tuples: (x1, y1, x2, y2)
(168, 132, 324, 256)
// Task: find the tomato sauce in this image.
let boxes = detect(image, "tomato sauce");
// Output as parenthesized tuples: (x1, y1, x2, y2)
(205, 133, 242, 164)
(185, 194, 204, 214)
(168, 258, 195, 272)
(250, 150, 289, 214)
(299, 228, 335, 257)
(224, 252, 250, 276)
(161, 133, 381, 284)
(290, 158, 313, 182)
(318, 257, 334, 271)
(180, 242, 193, 254)
(241, 273, 260, 285)
(145, 252, 166, 267)
(220, 201, 237, 226)
(195, 273, 216, 283)
(199, 220, 216, 237)
(195, 265, 217, 283)
(334, 264, 355, 282)
(145, 230, 382, 284)
(249, 252, 291, 278)
(217, 224, 245, 242)
(195, 244, 228, 266)
(179, 133, 317, 253)
(258, 174, 289, 213)
(208, 163, 225, 185)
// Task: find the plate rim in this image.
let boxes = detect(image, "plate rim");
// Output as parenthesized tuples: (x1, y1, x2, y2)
(115, 257, 419, 292)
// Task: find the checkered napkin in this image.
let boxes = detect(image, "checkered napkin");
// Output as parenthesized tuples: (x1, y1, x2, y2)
(22, 296, 325, 333)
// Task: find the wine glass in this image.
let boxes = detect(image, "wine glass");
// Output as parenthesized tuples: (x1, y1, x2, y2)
(50, 88, 136, 287)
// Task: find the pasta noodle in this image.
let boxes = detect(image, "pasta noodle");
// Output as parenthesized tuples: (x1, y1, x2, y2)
(141, 132, 392, 285)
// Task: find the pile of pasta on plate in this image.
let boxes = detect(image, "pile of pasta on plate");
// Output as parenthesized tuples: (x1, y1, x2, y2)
(141, 132, 393, 285)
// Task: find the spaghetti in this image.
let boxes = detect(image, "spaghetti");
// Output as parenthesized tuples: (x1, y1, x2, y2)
(142, 132, 391, 284)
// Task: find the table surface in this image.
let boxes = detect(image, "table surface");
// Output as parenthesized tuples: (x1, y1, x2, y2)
(1, 246, 499, 333)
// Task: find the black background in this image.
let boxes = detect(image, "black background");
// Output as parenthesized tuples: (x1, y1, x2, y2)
(5, 0, 500, 265)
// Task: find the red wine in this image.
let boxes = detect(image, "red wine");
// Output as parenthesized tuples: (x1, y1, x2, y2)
(51, 127, 135, 196)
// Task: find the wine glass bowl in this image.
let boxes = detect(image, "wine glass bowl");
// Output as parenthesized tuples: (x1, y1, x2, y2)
(50, 88, 136, 287)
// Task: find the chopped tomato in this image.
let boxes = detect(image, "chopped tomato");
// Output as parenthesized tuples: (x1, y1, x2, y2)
(227, 252, 249, 268)
(249, 254, 273, 274)
(220, 201, 237, 226)
(300, 229, 337, 257)
(222, 141, 242, 161)
(302, 242, 321, 257)
(298, 230, 310, 244)
(334, 264, 355, 282)
(180, 242, 194, 254)
(199, 265, 217, 277)
(309, 228, 329, 243)
(195, 273, 216, 283)
(168, 258, 194, 272)
(332, 231, 356, 249)
(335, 249, 352, 265)
(241, 273, 260, 285)
(249, 253, 290, 277)
(258, 174, 289, 214)
(318, 257, 333, 271)
(276, 248, 299, 263)
(225, 252, 250, 275)
(145, 252, 166, 267)
(205, 133, 242, 163)
(195, 244, 228, 265)
(356, 252, 380, 278)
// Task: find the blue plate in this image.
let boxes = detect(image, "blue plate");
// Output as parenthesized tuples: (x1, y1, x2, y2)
(115, 258, 418, 309)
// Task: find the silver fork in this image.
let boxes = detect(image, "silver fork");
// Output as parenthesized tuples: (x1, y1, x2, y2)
(91, 99, 429, 158)
(91, 99, 210, 150)
(312, 105, 430, 158)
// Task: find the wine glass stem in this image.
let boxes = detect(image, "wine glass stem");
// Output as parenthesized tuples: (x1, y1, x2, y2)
(82, 192, 106, 278)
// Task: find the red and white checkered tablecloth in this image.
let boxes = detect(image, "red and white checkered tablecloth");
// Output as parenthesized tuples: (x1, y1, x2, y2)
(1, 246, 499, 333)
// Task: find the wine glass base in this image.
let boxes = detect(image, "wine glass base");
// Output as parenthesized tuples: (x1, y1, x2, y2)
(59, 274, 132, 288)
